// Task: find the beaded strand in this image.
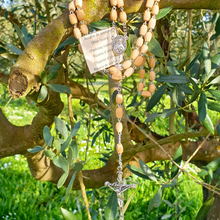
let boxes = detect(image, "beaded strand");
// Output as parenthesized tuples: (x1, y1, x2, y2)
(68, 0, 88, 52)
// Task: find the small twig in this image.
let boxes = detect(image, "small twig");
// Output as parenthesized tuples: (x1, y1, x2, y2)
(126, 117, 220, 196)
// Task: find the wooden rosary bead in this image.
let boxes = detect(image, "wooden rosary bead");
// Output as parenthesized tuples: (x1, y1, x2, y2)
(110, 9, 117, 21)
(149, 58, 156, 68)
(76, 10, 85, 21)
(116, 107, 123, 118)
(73, 28, 82, 39)
(109, 66, 119, 75)
(139, 24, 148, 36)
(124, 67, 134, 77)
(137, 82, 144, 91)
(116, 143, 123, 154)
(78, 43, 83, 53)
(69, 13, 78, 25)
(116, 94, 123, 104)
(75, 0, 82, 7)
(122, 60, 132, 70)
(80, 24, 88, 35)
(110, 0, 117, 6)
(143, 10, 151, 21)
(117, 0, 124, 8)
(140, 44, 148, 54)
(134, 56, 144, 67)
(119, 11, 127, 23)
(69, 1, 76, 11)
(141, 58, 145, 66)
(149, 84, 156, 93)
(139, 69, 145, 78)
(152, 4, 159, 15)
(130, 49, 139, 60)
(149, 71, 156, 81)
(116, 122, 123, 133)
(112, 70, 122, 81)
(146, 0, 154, 8)
(141, 91, 151, 97)
(145, 32, 152, 42)
(136, 37, 144, 47)
(148, 17, 156, 29)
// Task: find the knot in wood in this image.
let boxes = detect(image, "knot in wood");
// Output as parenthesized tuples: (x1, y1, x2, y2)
(8, 70, 28, 98)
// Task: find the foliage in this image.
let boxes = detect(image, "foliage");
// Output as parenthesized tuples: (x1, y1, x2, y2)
(1, 1, 220, 220)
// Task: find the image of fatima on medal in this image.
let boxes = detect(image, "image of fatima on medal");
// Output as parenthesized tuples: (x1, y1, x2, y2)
(112, 35, 127, 56)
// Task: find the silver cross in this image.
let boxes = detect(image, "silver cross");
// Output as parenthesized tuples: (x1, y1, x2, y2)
(105, 154, 136, 220)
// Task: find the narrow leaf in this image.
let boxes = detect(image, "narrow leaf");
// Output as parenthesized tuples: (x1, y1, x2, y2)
(171, 146, 182, 178)
(209, 75, 220, 85)
(61, 208, 78, 220)
(71, 121, 81, 137)
(43, 125, 53, 146)
(27, 146, 44, 153)
(195, 196, 214, 220)
(202, 41, 211, 80)
(104, 191, 118, 220)
(67, 147, 73, 166)
(44, 150, 56, 158)
(185, 52, 202, 73)
(126, 164, 150, 180)
(207, 53, 220, 80)
(148, 37, 163, 57)
(59, 156, 69, 173)
(54, 140, 61, 153)
(156, 6, 173, 20)
(73, 161, 84, 171)
(41, 70, 47, 85)
(14, 23, 27, 47)
(55, 37, 77, 55)
(7, 43, 22, 55)
(145, 108, 177, 123)
(217, 124, 220, 135)
(189, 77, 200, 103)
(198, 91, 207, 122)
(139, 159, 158, 182)
(52, 157, 62, 168)
(208, 89, 220, 100)
(90, 20, 111, 30)
(47, 84, 71, 94)
(202, 114, 214, 134)
(57, 172, 69, 188)
(157, 75, 189, 84)
(65, 172, 76, 203)
(71, 140, 79, 161)
(147, 85, 167, 111)
(161, 214, 172, 219)
(148, 187, 163, 213)
(37, 85, 48, 103)
(207, 101, 220, 112)
(54, 116, 68, 138)
(61, 136, 72, 152)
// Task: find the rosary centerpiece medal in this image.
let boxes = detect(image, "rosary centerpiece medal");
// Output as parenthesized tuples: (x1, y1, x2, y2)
(112, 35, 127, 56)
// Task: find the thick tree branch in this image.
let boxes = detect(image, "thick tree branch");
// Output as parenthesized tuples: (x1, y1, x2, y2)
(0, 8, 21, 27)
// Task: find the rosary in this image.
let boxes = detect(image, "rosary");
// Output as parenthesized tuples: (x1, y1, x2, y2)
(68, 0, 160, 219)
